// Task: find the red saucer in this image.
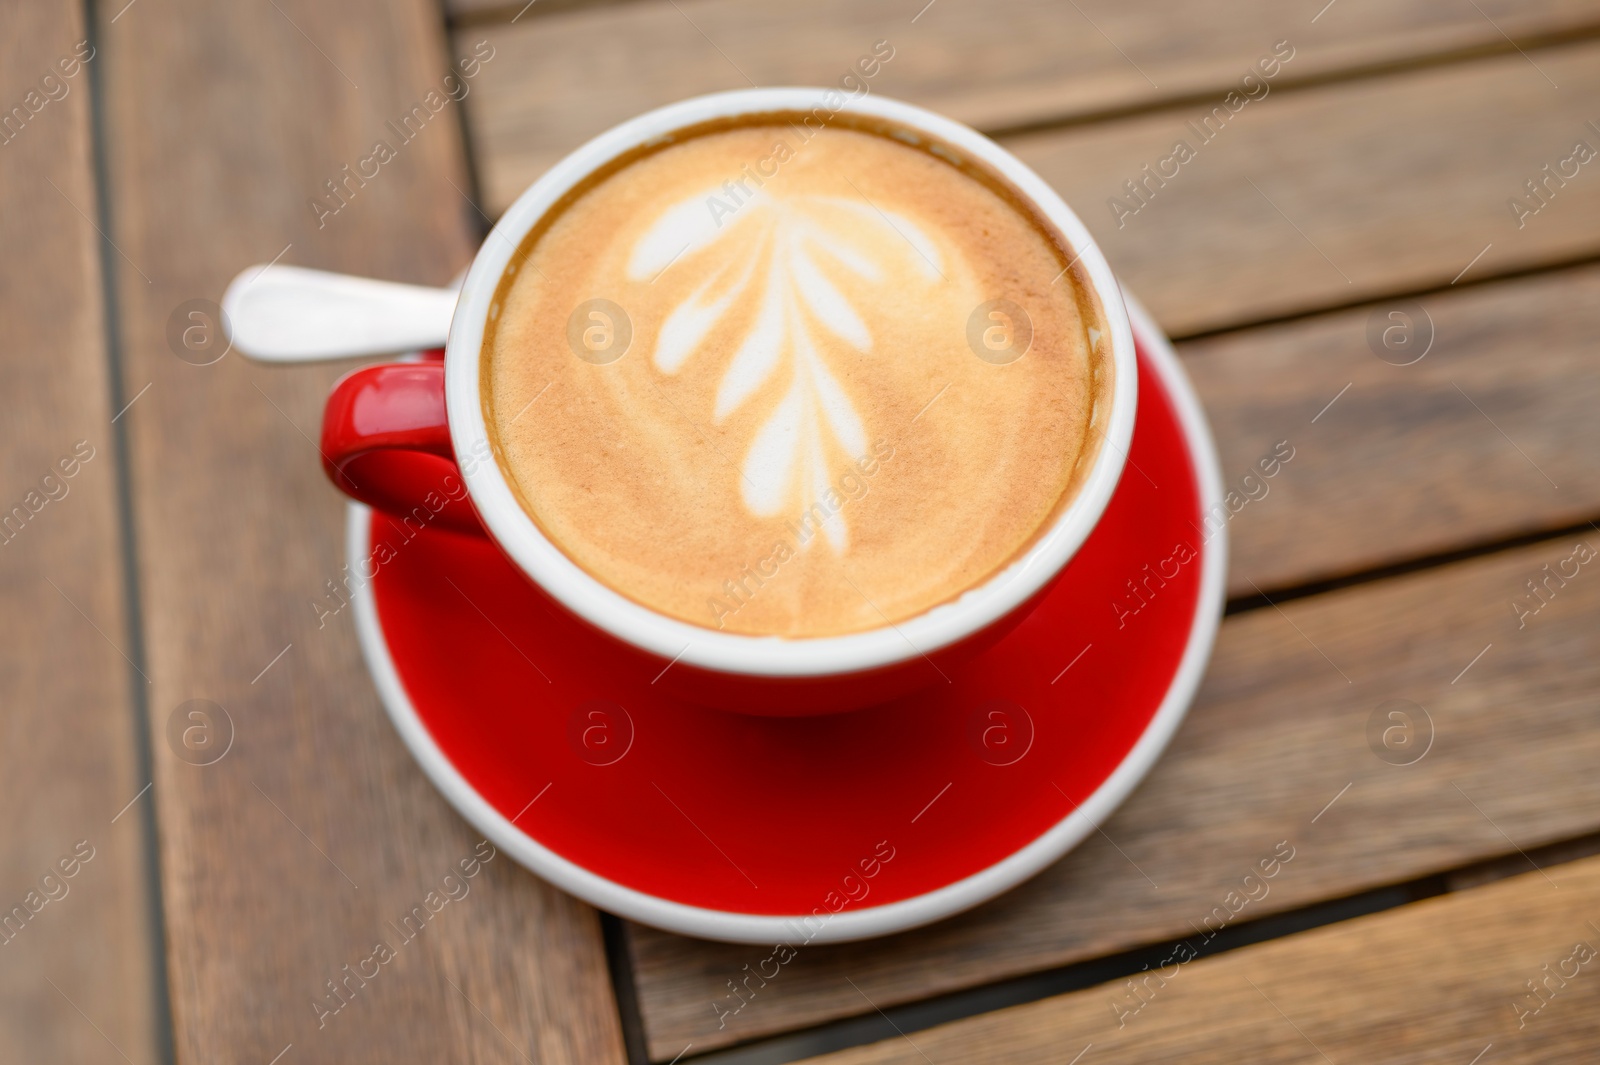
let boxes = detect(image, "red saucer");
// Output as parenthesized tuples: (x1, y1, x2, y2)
(351, 297, 1226, 942)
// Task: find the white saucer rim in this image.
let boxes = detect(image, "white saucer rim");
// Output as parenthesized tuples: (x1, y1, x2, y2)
(348, 290, 1228, 944)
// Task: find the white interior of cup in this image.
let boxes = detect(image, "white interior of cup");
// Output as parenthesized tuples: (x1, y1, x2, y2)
(445, 88, 1137, 679)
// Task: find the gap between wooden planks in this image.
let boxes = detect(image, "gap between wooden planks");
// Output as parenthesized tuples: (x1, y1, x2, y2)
(630, 525, 1600, 1057)
(0, 1, 161, 1062)
(800, 852, 1600, 1065)
(455, 0, 1600, 214)
(91, 0, 626, 1061)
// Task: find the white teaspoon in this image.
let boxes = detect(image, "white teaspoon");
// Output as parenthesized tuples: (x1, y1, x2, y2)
(221, 264, 458, 362)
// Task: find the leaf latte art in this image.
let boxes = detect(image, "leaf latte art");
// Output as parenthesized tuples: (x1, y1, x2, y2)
(486, 121, 1111, 637)
(631, 187, 945, 551)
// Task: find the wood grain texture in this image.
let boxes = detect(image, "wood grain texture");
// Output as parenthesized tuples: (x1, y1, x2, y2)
(456, 0, 1600, 214)
(448, 0, 638, 22)
(95, 0, 625, 1061)
(0, 2, 160, 1062)
(803, 855, 1600, 1065)
(1006, 39, 1600, 335)
(1189, 263, 1600, 598)
(631, 531, 1600, 1056)
(464, 6, 1600, 1056)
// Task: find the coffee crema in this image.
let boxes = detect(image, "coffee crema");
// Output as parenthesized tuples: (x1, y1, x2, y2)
(484, 114, 1112, 637)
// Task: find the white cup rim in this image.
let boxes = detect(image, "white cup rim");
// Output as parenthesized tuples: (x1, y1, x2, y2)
(445, 88, 1137, 679)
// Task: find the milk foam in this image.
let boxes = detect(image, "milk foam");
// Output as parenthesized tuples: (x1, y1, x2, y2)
(486, 119, 1110, 637)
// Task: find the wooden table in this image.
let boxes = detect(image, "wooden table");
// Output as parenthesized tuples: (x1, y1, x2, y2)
(7, 0, 1600, 1061)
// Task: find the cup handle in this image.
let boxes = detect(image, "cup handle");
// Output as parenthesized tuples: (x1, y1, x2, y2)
(319, 354, 484, 534)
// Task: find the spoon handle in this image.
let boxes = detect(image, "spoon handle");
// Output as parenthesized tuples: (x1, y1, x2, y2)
(221, 264, 457, 362)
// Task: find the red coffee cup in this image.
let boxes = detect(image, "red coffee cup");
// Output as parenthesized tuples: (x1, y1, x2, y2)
(318, 89, 1136, 715)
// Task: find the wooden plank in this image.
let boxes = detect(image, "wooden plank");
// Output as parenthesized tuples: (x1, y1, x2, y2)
(630, 531, 1600, 1056)
(1006, 40, 1600, 335)
(457, 0, 1600, 214)
(449, 0, 630, 21)
(1189, 263, 1600, 598)
(801, 854, 1600, 1065)
(0, 2, 160, 1063)
(95, 1, 625, 1061)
